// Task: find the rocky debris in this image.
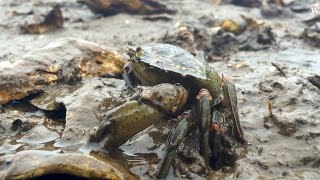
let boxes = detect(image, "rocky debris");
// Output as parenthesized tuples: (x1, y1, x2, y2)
(308, 75, 320, 89)
(10, 119, 36, 133)
(264, 115, 297, 136)
(162, 23, 210, 55)
(162, 15, 276, 58)
(303, 15, 320, 27)
(301, 15, 320, 46)
(0, 150, 137, 179)
(231, 0, 297, 17)
(174, 148, 206, 176)
(260, 0, 283, 18)
(231, 0, 260, 7)
(21, 5, 63, 34)
(302, 25, 320, 46)
(78, 0, 176, 16)
(0, 37, 126, 105)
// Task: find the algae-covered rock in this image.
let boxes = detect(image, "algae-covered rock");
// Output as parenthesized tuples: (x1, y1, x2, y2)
(0, 37, 126, 105)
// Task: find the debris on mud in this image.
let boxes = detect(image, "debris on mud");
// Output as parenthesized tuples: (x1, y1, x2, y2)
(264, 115, 297, 136)
(78, 0, 176, 16)
(162, 15, 276, 58)
(231, 0, 260, 7)
(302, 24, 320, 46)
(271, 62, 287, 77)
(308, 75, 320, 89)
(10, 119, 36, 133)
(21, 5, 63, 34)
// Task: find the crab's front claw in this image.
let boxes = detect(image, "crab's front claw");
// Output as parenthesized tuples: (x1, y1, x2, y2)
(221, 75, 244, 143)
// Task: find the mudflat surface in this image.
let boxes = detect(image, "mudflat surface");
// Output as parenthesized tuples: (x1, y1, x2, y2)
(0, 0, 319, 179)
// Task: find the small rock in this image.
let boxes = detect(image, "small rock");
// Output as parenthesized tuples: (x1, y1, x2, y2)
(312, 159, 320, 168)
(301, 157, 315, 165)
(21, 5, 63, 34)
(308, 75, 320, 89)
(309, 131, 320, 138)
(295, 118, 308, 125)
(263, 122, 273, 129)
(282, 171, 289, 176)
(10, 119, 23, 131)
(257, 160, 269, 170)
(222, 166, 233, 173)
(78, 0, 176, 16)
(0, 124, 5, 133)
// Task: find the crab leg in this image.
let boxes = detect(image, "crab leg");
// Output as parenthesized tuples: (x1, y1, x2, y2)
(221, 75, 244, 142)
(196, 89, 212, 171)
(157, 111, 193, 179)
(210, 110, 224, 169)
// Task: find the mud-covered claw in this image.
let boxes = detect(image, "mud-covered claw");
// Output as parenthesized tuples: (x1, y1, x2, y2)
(157, 111, 193, 179)
(197, 88, 212, 171)
(221, 75, 244, 142)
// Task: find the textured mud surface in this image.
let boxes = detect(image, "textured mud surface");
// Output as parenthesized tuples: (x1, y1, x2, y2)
(0, 0, 319, 179)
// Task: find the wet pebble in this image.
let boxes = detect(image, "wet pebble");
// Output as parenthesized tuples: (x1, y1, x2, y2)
(282, 170, 289, 176)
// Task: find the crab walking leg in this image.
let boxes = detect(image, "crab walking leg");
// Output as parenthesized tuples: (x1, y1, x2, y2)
(196, 89, 212, 171)
(210, 110, 224, 169)
(221, 76, 244, 142)
(157, 111, 193, 179)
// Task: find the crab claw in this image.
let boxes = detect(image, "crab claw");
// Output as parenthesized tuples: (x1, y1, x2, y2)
(140, 83, 188, 114)
(221, 74, 244, 143)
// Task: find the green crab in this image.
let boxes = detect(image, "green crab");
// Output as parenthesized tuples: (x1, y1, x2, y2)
(89, 43, 244, 178)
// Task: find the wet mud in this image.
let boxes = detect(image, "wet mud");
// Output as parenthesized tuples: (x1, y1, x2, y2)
(0, 0, 320, 179)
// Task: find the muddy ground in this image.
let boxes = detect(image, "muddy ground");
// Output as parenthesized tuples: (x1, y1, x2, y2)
(0, 0, 319, 179)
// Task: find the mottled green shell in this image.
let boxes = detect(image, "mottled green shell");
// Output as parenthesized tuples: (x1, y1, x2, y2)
(139, 43, 207, 79)
(131, 43, 222, 100)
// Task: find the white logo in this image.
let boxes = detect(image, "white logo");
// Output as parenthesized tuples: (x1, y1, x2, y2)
(311, 4, 320, 14)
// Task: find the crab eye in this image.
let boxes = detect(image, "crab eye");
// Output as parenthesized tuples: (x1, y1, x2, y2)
(135, 47, 143, 59)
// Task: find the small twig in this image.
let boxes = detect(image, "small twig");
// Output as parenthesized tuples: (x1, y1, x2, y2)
(162, 30, 168, 41)
(271, 62, 286, 77)
(268, 98, 273, 117)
